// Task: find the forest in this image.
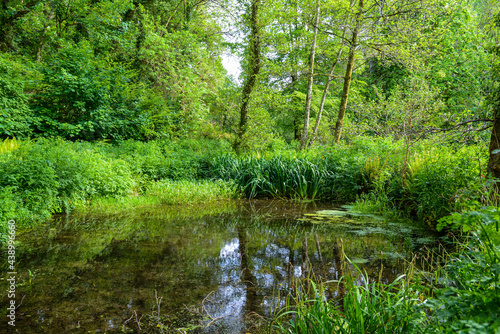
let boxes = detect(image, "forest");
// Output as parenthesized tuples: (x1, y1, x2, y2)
(0, 0, 499, 332)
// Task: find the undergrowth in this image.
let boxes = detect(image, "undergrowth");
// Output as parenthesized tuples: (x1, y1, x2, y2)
(273, 206, 500, 334)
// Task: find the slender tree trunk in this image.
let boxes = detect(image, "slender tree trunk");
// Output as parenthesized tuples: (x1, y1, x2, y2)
(300, 0, 320, 150)
(233, 0, 262, 154)
(487, 112, 500, 183)
(309, 6, 352, 147)
(309, 43, 345, 147)
(333, 0, 364, 144)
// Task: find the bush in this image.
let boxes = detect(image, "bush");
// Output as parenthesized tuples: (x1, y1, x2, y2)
(0, 150, 60, 219)
(0, 139, 135, 224)
(0, 55, 33, 138)
(31, 42, 150, 140)
(354, 142, 485, 226)
(426, 207, 500, 333)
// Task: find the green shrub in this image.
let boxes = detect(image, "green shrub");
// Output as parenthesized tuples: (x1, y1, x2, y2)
(0, 151, 60, 219)
(0, 186, 30, 242)
(0, 55, 33, 138)
(0, 138, 135, 224)
(31, 42, 150, 140)
(355, 143, 484, 225)
(426, 207, 500, 333)
(102, 140, 169, 181)
(97, 138, 232, 182)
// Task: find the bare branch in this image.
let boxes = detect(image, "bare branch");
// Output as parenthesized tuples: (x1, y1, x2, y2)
(427, 119, 493, 133)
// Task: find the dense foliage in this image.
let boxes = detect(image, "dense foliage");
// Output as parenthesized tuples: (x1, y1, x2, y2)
(1, 0, 499, 332)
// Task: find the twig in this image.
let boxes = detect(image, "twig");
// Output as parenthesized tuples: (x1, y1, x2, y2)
(124, 312, 134, 324)
(201, 290, 232, 328)
(206, 314, 229, 327)
(427, 119, 493, 133)
(16, 295, 25, 310)
(134, 310, 142, 331)
(155, 290, 163, 323)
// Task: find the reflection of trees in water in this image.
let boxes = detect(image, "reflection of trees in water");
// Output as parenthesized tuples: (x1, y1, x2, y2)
(302, 233, 310, 278)
(333, 238, 346, 299)
(238, 226, 258, 314)
(11, 200, 423, 332)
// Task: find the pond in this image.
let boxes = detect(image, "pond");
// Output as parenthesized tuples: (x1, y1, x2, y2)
(0, 200, 435, 333)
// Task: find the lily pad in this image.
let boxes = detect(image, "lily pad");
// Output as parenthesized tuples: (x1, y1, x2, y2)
(350, 258, 370, 264)
(316, 210, 347, 216)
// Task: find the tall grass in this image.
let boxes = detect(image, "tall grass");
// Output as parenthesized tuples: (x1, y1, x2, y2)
(274, 207, 500, 334)
(274, 268, 428, 334)
(145, 179, 239, 204)
(210, 155, 352, 200)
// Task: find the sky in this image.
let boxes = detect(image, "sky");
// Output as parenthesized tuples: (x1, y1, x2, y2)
(222, 52, 242, 80)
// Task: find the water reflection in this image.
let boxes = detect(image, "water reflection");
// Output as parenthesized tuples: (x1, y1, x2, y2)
(0, 200, 433, 333)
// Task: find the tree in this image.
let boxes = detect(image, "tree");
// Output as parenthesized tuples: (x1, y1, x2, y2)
(234, 0, 263, 153)
(487, 9, 500, 180)
(330, 0, 458, 143)
(332, 0, 364, 144)
(299, 0, 320, 149)
(308, 13, 348, 147)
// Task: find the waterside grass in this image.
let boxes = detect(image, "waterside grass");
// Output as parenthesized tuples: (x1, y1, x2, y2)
(272, 208, 500, 334)
(74, 179, 240, 217)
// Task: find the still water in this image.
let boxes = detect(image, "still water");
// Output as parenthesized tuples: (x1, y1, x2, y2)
(1, 200, 434, 333)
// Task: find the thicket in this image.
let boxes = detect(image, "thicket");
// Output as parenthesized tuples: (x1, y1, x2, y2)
(211, 137, 486, 226)
(0, 136, 486, 241)
(0, 137, 234, 240)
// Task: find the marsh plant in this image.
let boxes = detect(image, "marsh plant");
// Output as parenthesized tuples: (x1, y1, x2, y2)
(273, 266, 428, 334)
(274, 207, 500, 334)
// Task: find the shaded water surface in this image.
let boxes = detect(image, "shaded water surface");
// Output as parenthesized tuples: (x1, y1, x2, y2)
(1, 200, 434, 333)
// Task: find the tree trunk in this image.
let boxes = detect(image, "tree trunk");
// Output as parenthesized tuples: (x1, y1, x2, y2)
(238, 227, 258, 313)
(309, 42, 345, 147)
(37, 7, 55, 63)
(300, 0, 320, 150)
(333, 0, 364, 144)
(488, 114, 500, 180)
(309, 6, 352, 147)
(233, 0, 262, 154)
